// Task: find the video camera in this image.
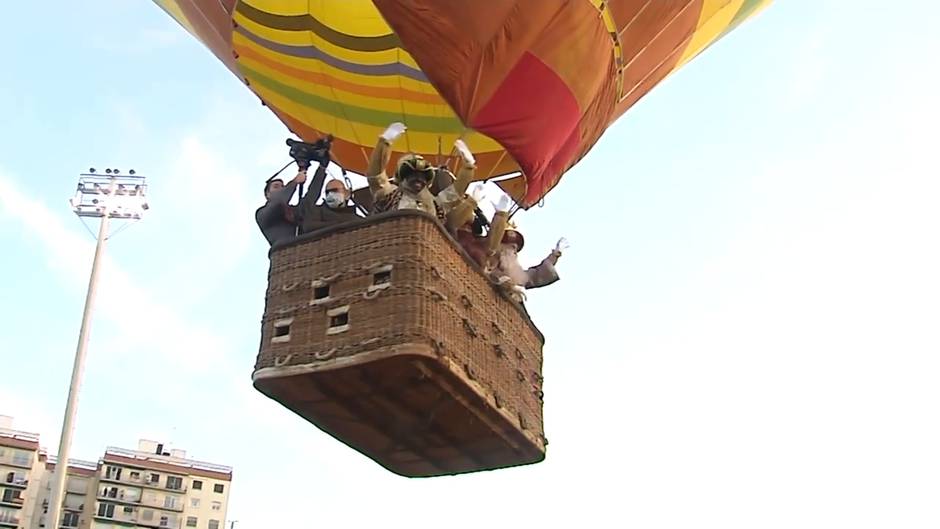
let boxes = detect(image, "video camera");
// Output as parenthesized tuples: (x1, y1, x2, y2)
(286, 135, 333, 169)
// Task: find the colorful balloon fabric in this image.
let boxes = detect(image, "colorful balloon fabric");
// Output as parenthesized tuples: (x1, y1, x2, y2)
(152, 0, 771, 207)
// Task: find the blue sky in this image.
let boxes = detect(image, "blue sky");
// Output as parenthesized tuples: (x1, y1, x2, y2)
(2, 1, 939, 527)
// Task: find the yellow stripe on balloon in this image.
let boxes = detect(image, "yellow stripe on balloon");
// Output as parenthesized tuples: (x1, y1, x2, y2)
(676, 0, 747, 68)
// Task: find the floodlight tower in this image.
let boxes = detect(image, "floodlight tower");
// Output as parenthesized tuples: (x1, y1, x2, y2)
(46, 167, 149, 528)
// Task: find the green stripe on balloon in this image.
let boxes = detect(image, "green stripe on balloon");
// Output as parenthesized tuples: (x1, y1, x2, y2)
(239, 64, 466, 133)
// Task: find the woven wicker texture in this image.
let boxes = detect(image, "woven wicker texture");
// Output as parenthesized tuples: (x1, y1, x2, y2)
(253, 210, 546, 476)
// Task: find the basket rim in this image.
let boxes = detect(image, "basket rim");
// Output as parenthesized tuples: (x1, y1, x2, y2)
(270, 209, 545, 340)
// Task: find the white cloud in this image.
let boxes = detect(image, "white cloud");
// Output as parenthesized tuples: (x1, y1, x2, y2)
(0, 168, 228, 372)
(0, 386, 59, 444)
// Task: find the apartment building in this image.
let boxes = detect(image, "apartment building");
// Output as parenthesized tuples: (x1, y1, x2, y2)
(0, 418, 43, 529)
(93, 441, 232, 529)
(0, 417, 232, 529)
(31, 457, 98, 529)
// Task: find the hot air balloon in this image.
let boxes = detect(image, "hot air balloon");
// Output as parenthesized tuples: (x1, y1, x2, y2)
(151, 0, 772, 477)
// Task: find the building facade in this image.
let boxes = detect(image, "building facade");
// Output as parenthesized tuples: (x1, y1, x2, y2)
(0, 417, 232, 529)
(0, 421, 42, 529)
(92, 441, 232, 529)
(32, 457, 98, 529)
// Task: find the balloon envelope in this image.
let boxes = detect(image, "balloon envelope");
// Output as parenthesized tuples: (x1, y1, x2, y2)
(152, 0, 771, 207)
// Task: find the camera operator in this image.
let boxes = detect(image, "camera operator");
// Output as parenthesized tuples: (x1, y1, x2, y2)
(256, 136, 338, 246)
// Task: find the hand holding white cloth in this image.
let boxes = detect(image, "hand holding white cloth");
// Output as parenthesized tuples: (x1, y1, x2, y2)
(454, 138, 476, 166)
(380, 122, 407, 142)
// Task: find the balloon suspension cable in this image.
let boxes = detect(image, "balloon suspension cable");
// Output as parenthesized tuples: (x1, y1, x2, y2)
(267, 159, 302, 202)
(442, 149, 459, 173)
(266, 159, 295, 182)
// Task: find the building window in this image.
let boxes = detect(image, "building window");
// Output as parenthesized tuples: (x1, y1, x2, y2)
(150, 473, 160, 484)
(5, 472, 27, 486)
(62, 511, 80, 527)
(186, 516, 198, 527)
(97, 503, 115, 518)
(66, 476, 88, 495)
(160, 515, 169, 527)
(123, 506, 134, 514)
(164, 496, 179, 509)
(211, 501, 221, 511)
(192, 480, 203, 490)
(142, 509, 154, 521)
(191, 498, 200, 508)
(11, 450, 30, 467)
(130, 471, 141, 480)
(105, 466, 122, 480)
(209, 520, 220, 529)
(166, 476, 183, 490)
(213, 483, 224, 494)
(2, 489, 22, 503)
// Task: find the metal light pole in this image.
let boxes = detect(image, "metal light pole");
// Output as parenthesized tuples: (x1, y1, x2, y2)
(47, 168, 149, 529)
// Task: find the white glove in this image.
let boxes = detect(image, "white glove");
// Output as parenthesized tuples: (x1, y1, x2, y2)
(555, 237, 569, 253)
(454, 138, 476, 166)
(468, 183, 486, 203)
(512, 284, 527, 300)
(380, 122, 407, 142)
(493, 194, 512, 212)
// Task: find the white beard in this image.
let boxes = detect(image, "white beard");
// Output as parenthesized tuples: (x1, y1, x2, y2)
(498, 247, 529, 287)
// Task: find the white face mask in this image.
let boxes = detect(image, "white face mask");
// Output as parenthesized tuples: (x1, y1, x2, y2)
(324, 191, 345, 208)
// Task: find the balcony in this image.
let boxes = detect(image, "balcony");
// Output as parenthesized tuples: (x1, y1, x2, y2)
(94, 511, 138, 525)
(0, 513, 19, 528)
(100, 475, 186, 494)
(63, 504, 84, 513)
(97, 490, 142, 506)
(163, 486, 187, 495)
(0, 497, 22, 509)
(138, 495, 184, 513)
(100, 473, 147, 487)
(137, 516, 181, 529)
(0, 478, 26, 490)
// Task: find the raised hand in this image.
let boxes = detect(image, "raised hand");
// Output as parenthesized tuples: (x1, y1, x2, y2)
(454, 138, 476, 166)
(468, 182, 486, 203)
(493, 193, 513, 212)
(380, 122, 407, 142)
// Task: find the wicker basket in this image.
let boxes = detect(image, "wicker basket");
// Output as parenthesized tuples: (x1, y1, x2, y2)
(253, 210, 546, 477)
